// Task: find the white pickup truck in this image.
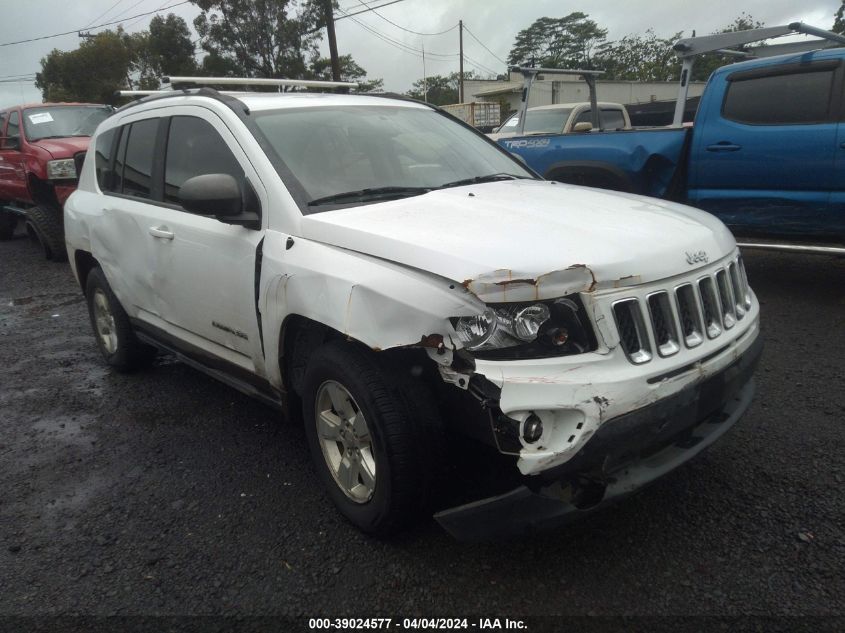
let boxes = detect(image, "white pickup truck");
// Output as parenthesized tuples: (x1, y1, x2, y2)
(489, 101, 631, 141)
(65, 81, 761, 540)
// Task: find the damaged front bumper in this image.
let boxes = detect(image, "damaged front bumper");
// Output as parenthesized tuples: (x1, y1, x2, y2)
(435, 332, 763, 541)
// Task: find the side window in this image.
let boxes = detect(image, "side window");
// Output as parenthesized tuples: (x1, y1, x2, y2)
(722, 69, 834, 125)
(113, 125, 129, 194)
(4, 111, 20, 148)
(95, 128, 118, 192)
(164, 116, 245, 206)
(601, 109, 626, 130)
(122, 118, 159, 199)
(0, 112, 7, 138)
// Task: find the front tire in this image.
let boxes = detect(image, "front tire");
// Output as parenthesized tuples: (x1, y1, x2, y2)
(25, 205, 66, 261)
(85, 268, 156, 372)
(302, 341, 445, 536)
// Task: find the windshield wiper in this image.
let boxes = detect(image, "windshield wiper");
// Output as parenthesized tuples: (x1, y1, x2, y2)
(436, 173, 533, 190)
(307, 186, 431, 206)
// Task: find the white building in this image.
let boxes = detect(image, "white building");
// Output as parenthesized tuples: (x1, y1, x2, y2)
(464, 71, 706, 115)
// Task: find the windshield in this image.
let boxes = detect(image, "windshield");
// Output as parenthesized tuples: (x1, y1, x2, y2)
(252, 105, 534, 210)
(23, 106, 111, 141)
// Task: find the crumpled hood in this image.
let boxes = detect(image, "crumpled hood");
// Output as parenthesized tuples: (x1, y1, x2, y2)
(31, 136, 89, 158)
(300, 180, 736, 302)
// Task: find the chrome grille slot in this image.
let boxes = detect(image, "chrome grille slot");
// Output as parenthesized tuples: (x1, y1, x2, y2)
(737, 255, 752, 310)
(728, 262, 745, 319)
(715, 269, 736, 329)
(697, 277, 722, 339)
(612, 299, 652, 364)
(675, 284, 703, 348)
(647, 291, 680, 357)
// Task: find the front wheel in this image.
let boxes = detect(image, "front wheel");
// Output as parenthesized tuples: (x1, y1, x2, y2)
(25, 205, 66, 261)
(302, 341, 445, 536)
(85, 268, 156, 372)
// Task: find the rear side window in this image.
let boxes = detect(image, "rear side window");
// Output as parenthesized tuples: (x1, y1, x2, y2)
(95, 128, 117, 191)
(7, 111, 20, 139)
(722, 69, 834, 125)
(122, 119, 159, 199)
(575, 108, 627, 130)
(164, 116, 244, 205)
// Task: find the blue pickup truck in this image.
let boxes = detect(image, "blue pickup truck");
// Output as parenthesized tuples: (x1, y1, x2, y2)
(499, 47, 845, 242)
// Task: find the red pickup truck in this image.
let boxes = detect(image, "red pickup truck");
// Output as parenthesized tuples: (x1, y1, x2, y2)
(0, 103, 112, 260)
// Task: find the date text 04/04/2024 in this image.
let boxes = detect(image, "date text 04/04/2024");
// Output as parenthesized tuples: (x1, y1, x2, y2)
(307, 618, 528, 630)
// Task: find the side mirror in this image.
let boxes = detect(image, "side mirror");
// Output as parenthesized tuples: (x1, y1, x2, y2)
(179, 173, 243, 217)
(572, 122, 593, 133)
(2, 136, 20, 150)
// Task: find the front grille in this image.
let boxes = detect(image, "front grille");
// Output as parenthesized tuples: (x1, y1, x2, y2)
(647, 292, 679, 357)
(613, 255, 751, 365)
(715, 270, 736, 329)
(698, 277, 722, 339)
(675, 284, 703, 348)
(612, 299, 651, 364)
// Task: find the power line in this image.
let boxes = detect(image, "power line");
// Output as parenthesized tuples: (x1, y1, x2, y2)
(81, 0, 130, 29)
(463, 54, 498, 77)
(0, 0, 190, 47)
(335, 0, 406, 21)
(337, 8, 457, 58)
(124, 0, 175, 30)
(462, 23, 508, 66)
(0, 72, 39, 80)
(352, 0, 457, 36)
(110, 0, 154, 22)
(342, 14, 452, 61)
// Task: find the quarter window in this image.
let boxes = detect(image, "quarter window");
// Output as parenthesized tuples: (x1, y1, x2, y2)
(164, 116, 244, 205)
(95, 128, 118, 192)
(122, 119, 159, 199)
(722, 69, 834, 125)
(6, 111, 20, 142)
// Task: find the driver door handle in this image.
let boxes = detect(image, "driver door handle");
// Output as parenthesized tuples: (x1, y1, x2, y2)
(149, 225, 174, 240)
(706, 142, 742, 152)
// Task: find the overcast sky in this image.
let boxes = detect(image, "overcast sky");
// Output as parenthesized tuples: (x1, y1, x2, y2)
(0, 0, 840, 107)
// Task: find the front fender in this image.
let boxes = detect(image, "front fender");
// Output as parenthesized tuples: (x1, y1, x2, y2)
(259, 231, 484, 389)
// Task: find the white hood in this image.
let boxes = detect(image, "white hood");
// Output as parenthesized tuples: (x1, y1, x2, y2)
(300, 180, 736, 302)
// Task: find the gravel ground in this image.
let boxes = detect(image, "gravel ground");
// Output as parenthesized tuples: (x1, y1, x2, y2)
(1, 227, 843, 627)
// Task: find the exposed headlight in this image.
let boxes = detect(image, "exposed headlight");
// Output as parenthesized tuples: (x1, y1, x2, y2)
(451, 296, 595, 360)
(46, 158, 77, 180)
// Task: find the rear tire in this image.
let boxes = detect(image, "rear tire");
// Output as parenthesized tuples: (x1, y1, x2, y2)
(302, 341, 445, 536)
(85, 267, 156, 372)
(0, 210, 16, 240)
(25, 205, 66, 261)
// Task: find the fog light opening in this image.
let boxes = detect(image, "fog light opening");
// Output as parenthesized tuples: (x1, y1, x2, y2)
(522, 413, 543, 444)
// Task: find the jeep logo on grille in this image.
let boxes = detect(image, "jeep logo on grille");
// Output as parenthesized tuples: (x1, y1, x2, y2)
(686, 250, 709, 265)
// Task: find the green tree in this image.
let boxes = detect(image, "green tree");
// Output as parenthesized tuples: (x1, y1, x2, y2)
(191, 0, 323, 78)
(595, 30, 682, 81)
(126, 14, 198, 89)
(690, 13, 765, 81)
(834, 0, 845, 33)
(405, 71, 476, 105)
(310, 54, 383, 92)
(507, 13, 607, 69)
(35, 30, 133, 104)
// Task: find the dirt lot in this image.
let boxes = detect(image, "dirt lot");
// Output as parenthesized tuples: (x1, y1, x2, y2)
(1, 227, 843, 627)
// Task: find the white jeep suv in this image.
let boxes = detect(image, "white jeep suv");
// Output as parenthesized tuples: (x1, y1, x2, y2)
(65, 88, 761, 540)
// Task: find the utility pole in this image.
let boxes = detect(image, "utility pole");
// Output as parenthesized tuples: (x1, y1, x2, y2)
(323, 0, 341, 82)
(458, 20, 464, 103)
